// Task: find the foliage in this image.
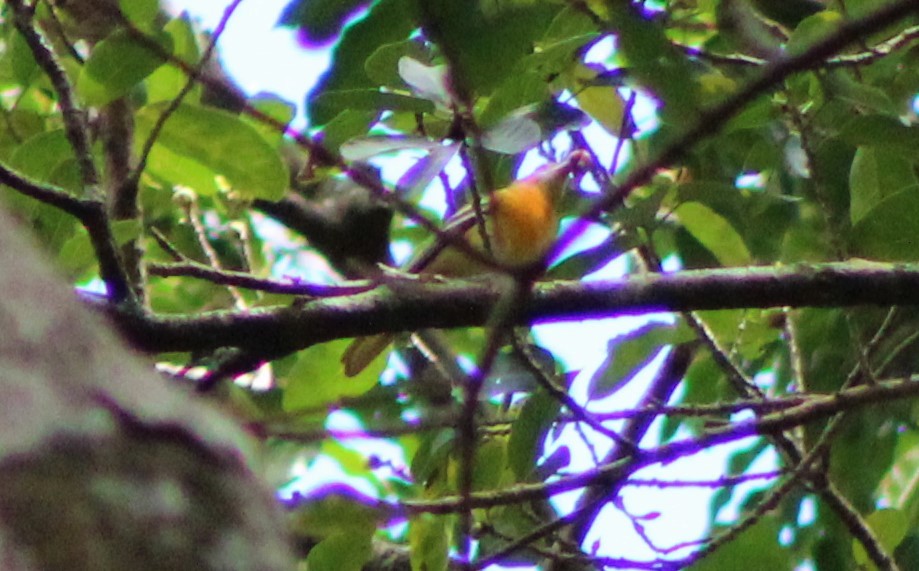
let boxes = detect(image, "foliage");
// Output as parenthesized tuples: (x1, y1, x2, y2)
(4, 0, 919, 569)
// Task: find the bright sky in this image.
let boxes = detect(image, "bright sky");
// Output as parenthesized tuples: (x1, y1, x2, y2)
(165, 2, 772, 567)
(165, 0, 326, 125)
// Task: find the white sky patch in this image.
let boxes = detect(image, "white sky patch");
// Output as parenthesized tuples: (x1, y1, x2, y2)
(167, 0, 328, 127)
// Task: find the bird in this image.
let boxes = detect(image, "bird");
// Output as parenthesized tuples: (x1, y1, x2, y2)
(341, 150, 591, 377)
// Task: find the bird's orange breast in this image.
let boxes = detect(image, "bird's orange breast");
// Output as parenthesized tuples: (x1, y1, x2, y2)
(490, 181, 559, 266)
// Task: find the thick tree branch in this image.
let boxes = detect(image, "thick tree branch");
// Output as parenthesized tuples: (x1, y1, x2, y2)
(110, 262, 919, 355)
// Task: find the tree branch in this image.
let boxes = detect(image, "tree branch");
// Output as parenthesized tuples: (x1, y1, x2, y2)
(0, 162, 135, 304)
(109, 262, 919, 355)
(396, 374, 919, 517)
(8, 0, 99, 189)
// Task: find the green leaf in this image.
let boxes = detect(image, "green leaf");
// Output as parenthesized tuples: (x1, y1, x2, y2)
(725, 95, 774, 132)
(839, 115, 919, 159)
(786, 11, 843, 55)
(119, 0, 161, 30)
(830, 413, 897, 513)
(282, 339, 380, 411)
(887, 431, 919, 523)
(290, 490, 381, 537)
(365, 40, 430, 88)
(675, 201, 753, 266)
(307, 532, 373, 571)
(145, 15, 200, 104)
(278, 0, 371, 44)
(398, 57, 450, 107)
(574, 82, 625, 136)
(418, 0, 560, 96)
(563, 62, 628, 137)
(340, 135, 440, 161)
(7, 28, 38, 85)
(135, 102, 288, 200)
(1, 131, 80, 251)
(472, 438, 507, 491)
(58, 219, 141, 278)
(850, 188, 919, 261)
(664, 354, 726, 440)
(321, 109, 378, 153)
(243, 94, 296, 147)
(77, 28, 172, 106)
(411, 430, 455, 485)
(306, 0, 416, 125)
(853, 509, 909, 567)
(895, 533, 919, 570)
(480, 72, 551, 128)
(690, 516, 791, 571)
(507, 391, 560, 480)
(409, 514, 449, 571)
(605, 3, 697, 126)
(850, 146, 919, 225)
(8, 130, 76, 187)
(824, 72, 897, 116)
(588, 323, 691, 400)
(312, 88, 435, 117)
(543, 5, 597, 44)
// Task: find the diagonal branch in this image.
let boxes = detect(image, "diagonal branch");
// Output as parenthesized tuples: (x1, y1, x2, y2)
(0, 162, 135, 304)
(8, 0, 99, 189)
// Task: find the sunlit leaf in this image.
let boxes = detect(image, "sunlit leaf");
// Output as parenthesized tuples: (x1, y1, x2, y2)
(675, 201, 753, 266)
(145, 15, 199, 104)
(135, 102, 288, 199)
(243, 94, 296, 147)
(119, 0, 161, 30)
(77, 29, 172, 106)
(282, 339, 380, 411)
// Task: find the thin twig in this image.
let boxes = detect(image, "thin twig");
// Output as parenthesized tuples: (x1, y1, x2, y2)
(148, 261, 376, 297)
(8, 0, 99, 189)
(133, 0, 245, 182)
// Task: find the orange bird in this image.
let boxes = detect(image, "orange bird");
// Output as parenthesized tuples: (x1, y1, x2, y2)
(342, 150, 591, 376)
